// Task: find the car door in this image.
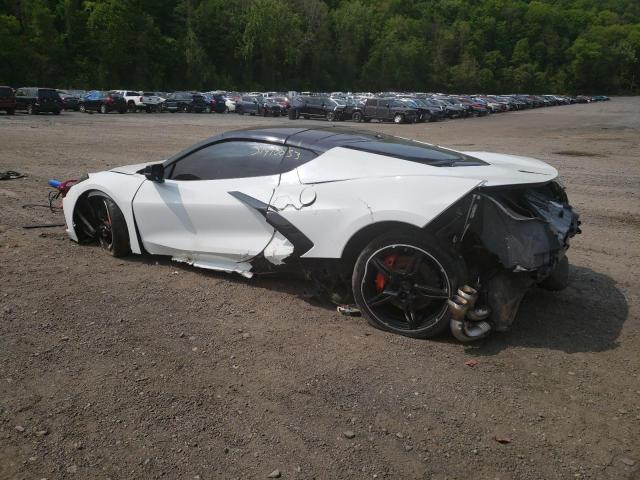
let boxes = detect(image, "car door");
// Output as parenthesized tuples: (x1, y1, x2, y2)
(365, 99, 377, 118)
(14, 88, 26, 110)
(132, 140, 288, 267)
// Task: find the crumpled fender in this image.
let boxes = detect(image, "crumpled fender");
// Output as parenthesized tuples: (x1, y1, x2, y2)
(63, 171, 145, 254)
(275, 175, 483, 259)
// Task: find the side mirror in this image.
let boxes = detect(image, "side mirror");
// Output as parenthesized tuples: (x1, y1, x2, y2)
(144, 163, 165, 183)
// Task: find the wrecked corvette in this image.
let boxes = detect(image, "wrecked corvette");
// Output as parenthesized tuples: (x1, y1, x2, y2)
(62, 126, 580, 341)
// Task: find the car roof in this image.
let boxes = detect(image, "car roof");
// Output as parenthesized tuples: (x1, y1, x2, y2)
(163, 127, 389, 165)
(221, 126, 386, 153)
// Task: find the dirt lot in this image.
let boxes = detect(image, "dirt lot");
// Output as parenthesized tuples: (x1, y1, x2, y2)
(1, 100, 639, 480)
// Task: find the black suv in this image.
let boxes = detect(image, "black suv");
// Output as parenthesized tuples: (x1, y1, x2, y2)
(15, 87, 63, 115)
(165, 92, 210, 113)
(352, 98, 418, 124)
(289, 96, 345, 121)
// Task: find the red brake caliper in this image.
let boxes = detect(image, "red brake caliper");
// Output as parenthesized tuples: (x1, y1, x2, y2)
(375, 254, 397, 291)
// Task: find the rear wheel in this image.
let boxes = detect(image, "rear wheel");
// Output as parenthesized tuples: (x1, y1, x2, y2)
(326, 111, 335, 122)
(352, 231, 466, 339)
(6, 108, 14, 115)
(53, 109, 61, 115)
(79, 104, 86, 113)
(27, 104, 34, 115)
(127, 100, 136, 112)
(205, 105, 212, 113)
(393, 113, 403, 124)
(352, 111, 362, 122)
(100, 104, 108, 114)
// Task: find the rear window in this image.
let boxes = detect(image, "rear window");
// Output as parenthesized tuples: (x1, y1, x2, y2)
(344, 136, 488, 167)
(38, 89, 59, 98)
(0, 87, 13, 97)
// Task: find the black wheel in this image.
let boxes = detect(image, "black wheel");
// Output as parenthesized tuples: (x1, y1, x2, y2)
(100, 104, 108, 114)
(6, 108, 14, 115)
(288, 108, 299, 120)
(27, 104, 34, 115)
(393, 113, 403, 124)
(182, 105, 189, 113)
(352, 231, 466, 339)
(326, 111, 335, 122)
(205, 105, 212, 113)
(302, 114, 309, 119)
(86, 194, 130, 257)
(53, 109, 61, 115)
(79, 104, 86, 113)
(352, 111, 362, 122)
(539, 255, 569, 291)
(118, 109, 126, 114)
(127, 100, 136, 112)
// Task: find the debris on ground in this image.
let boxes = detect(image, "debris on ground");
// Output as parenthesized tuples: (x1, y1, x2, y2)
(464, 359, 480, 367)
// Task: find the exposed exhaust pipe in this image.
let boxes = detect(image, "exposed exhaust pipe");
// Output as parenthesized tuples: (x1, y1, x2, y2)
(449, 286, 492, 342)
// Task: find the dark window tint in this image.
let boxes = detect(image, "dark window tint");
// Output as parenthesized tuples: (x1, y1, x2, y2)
(170, 141, 287, 181)
(344, 137, 488, 167)
(367, 99, 378, 107)
(0, 87, 12, 97)
(38, 89, 59, 98)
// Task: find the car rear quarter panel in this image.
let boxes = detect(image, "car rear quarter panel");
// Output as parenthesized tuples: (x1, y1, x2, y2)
(276, 174, 482, 259)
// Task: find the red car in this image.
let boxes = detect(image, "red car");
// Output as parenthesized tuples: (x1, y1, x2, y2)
(0, 86, 16, 115)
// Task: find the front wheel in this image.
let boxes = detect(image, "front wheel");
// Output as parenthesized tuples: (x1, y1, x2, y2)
(352, 232, 466, 339)
(352, 111, 362, 122)
(27, 104, 34, 115)
(326, 111, 335, 122)
(86, 194, 130, 257)
(7, 108, 15, 115)
(100, 104, 108, 114)
(393, 113, 403, 124)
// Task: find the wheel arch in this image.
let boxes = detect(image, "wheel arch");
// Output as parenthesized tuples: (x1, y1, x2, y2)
(340, 221, 424, 267)
(64, 173, 145, 254)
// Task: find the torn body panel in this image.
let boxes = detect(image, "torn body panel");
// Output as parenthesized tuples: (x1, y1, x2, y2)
(172, 254, 254, 278)
(430, 181, 580, 334)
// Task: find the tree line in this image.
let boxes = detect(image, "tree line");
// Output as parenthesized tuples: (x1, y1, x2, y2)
(1, 0, 639, 94)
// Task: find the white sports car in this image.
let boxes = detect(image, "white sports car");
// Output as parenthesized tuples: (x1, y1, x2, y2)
(61, 127, 580, 342)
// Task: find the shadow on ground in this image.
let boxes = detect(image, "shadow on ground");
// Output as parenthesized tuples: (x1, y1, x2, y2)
(129, 256, 627, 354)
(465, 265, 628, 354)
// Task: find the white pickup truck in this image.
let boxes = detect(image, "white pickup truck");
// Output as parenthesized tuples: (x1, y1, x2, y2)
(113, 90, 145, 112)
(140, 92, 166, 112)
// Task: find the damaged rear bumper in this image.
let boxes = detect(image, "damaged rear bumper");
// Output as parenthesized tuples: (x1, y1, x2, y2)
(436, 181, 581, 340)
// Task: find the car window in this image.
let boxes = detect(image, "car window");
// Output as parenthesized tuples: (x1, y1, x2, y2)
(367, 99, 379, 107)
(344, 137, 488, 166)
(170, 141, 288, 181)
(1, 87, 14, 97)
(38, 89, 59, 98)
(15, 89, 25, 96)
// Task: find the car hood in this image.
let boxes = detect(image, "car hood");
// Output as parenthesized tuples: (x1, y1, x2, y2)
(297, 147, 557, 187)
(110, 162, 156, 175)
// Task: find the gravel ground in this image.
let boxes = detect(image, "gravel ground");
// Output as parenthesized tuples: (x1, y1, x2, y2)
(1, 100, 639, 480)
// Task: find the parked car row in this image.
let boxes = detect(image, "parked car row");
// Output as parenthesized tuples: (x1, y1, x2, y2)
(286, 92, 610, 123)
(0, 86, 610, 119)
